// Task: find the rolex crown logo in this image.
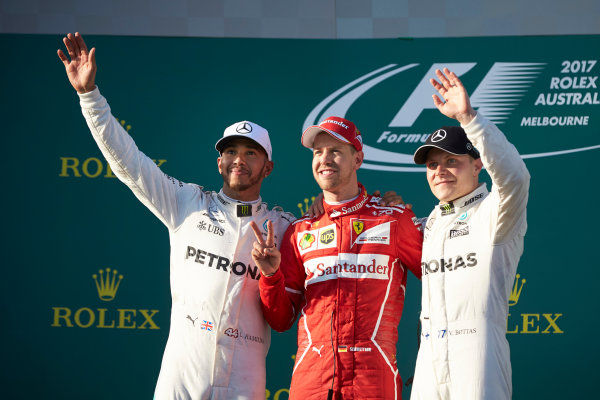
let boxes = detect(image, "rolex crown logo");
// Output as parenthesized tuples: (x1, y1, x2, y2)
(92, 268, 123, 302)
(297, 196, 316, 216)
(509, 273, 526, 306)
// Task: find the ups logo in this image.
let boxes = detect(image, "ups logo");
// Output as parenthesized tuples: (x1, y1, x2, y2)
(320, 229, 335, 245)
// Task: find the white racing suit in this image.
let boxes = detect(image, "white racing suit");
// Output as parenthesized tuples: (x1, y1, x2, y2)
(79, 88, 295, 400)
(411, 113, 530, 400)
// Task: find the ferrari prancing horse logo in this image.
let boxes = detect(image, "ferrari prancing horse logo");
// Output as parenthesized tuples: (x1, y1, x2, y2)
(353, 220, 364, 235)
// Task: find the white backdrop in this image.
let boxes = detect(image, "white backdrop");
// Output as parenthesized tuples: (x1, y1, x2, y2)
(1, 0, 599, 39)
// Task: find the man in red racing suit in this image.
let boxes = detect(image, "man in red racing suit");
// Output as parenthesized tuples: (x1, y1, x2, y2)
(253, 117, 423, 400)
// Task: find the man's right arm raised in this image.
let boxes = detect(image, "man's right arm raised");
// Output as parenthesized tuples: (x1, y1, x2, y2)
(59, 33, 184, 230)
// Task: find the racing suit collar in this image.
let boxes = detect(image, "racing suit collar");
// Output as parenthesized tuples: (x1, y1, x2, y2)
(437, 183, 488, 216)
(217, 189, 265, 217)
(324, 183, 370, 219)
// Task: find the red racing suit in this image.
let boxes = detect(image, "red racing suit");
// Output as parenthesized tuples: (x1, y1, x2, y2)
(259, 184, 423, 400)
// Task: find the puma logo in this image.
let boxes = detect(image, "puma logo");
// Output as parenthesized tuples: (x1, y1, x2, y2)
(312, 345, 324, 357)
(187, 315, 198, 326)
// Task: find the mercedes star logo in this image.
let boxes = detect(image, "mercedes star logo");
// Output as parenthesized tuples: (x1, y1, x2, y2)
(236, 122, 252, 134)
(431, 129, 446, 143)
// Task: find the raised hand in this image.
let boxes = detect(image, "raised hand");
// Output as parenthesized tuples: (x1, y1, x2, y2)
(57, 32, 97, 94)
(430, 67, 477, 125)
(250, 220, 281, 277)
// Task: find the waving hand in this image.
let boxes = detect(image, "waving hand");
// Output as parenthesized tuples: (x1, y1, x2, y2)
(430, 67, 477, 125)
(57, 32, 97, 94)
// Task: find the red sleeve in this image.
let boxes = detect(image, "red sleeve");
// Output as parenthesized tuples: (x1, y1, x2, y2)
(259, 223, 306, 332)
(395, 209, 424, 280)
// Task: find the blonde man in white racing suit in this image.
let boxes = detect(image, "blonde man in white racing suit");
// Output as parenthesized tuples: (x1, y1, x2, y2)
(410, 68, 530, 400)
(58, 32, 295, 400)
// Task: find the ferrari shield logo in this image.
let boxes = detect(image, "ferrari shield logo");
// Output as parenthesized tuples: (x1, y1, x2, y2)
(353, 220, 364, 235)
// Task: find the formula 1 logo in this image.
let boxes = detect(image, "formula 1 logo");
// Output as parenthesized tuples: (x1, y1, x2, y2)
(303, 61, 600, 172)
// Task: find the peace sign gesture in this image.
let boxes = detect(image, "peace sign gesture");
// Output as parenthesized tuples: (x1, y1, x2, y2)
(430, 67, 477, 126)
(250, 220, 281, 277)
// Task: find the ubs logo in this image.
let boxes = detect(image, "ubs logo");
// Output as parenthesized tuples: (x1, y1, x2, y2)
(197, 220, 225, 236)
(208, 225, 225, 236)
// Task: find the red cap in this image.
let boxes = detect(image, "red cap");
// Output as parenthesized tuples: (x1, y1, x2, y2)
(301, 116, 363, 152)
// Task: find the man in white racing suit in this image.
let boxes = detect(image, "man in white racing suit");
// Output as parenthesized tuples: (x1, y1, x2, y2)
(58, 32, 295, 399)
(410, 68, 530, 400)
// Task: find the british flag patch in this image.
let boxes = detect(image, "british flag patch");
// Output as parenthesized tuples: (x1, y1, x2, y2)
(201, 320, 214, 331)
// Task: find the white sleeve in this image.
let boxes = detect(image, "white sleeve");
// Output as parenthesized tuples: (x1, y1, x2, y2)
(79, 87, 186, 230)
(462, 112, 531, 244)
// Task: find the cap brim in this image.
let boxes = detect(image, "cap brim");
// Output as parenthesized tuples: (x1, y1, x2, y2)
(215, 135, 269, 159)
(215, 135, 243, 153)
(413, 144, 468, 164)
(301, 126, 351, 148)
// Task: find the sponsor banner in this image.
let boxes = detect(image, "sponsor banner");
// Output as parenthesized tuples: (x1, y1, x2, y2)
(304, 253, 390, 285)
